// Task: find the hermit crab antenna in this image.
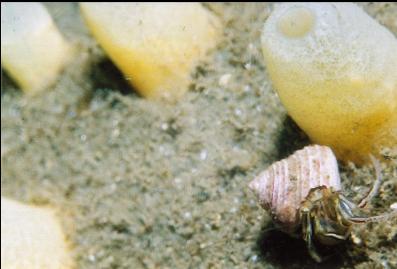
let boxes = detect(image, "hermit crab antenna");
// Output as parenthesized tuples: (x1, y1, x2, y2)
(349, 209, 397, 224)
(358, 155, 382, 208)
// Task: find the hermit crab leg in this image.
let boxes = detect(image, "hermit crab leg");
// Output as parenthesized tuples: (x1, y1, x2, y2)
(358, 155, 382, 208)
(322, 232, 349, 241)
(318, 218, 351, 241)
(348, 210, 397, 224)
(301, 210, 322, 263)
(338, 193, 397, 224)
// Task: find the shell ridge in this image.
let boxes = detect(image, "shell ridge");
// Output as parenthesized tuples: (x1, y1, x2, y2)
(279, 159, 288, 221)
(323, 146, 332, 187)
(296, 151, 304, 207)
(262, 169, 273, 209)
(315, 145, 324, 188)
(251, 171, 269, 208)
(284, 156, 296, 224)
(278, 160, 287, 222)
(308, 146, 316, 190)
(301, 147, 310, 200)
(271, 161, 280, 217)
(269, 164, 276, 210)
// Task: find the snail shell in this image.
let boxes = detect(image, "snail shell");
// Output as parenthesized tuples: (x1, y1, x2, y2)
(249, 145, 341, 233)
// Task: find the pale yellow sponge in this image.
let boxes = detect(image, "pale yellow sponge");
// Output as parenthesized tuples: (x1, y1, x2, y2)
(80, 3, 221, 101)
(1, 3, 71, 95)
(1, 197, 74, 269)
(261, 3, 397, 163)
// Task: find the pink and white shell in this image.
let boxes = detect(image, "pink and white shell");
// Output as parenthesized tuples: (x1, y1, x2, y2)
(249, 145, 341, 232)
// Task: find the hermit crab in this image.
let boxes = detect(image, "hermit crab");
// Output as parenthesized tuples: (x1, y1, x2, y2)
(249, 145, 397, 262)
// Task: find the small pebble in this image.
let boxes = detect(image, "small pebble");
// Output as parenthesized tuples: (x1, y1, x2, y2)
(112, 129, 120, 138)
(161, 123, 169, 131)
(244, 63, 252, 70)
(243, 85, 251, 92)
(199, 150, 208, 160)
(88, 254, 96, 262)
(230, 207, 237, 213)
(219, 73, 232, 86)
(234, 108, 243, 116)
(250, 255, 258, 262)
(174, 178, 182, 185)
(80, 134, 87, 142)
(183, 212, 192, 220)
(351, 232, 362, 245)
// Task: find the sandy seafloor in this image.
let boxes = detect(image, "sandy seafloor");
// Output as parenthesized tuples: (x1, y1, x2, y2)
(1, 3, 396, 269)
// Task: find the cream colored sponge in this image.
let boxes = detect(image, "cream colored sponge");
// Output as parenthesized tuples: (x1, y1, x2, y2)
(261, 3, 397, 163)
(1, 197, 73, 269)
(80, 3, 221, 101)
(1, 3, 71, 95)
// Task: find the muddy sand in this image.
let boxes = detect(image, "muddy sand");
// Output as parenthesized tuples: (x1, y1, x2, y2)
(1, 3, 396, 269)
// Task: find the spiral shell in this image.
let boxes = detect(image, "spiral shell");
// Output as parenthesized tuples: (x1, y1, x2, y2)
(249, 145, 341, 232)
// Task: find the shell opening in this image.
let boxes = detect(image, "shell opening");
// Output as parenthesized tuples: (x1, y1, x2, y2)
(277, 6, 315, 38)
